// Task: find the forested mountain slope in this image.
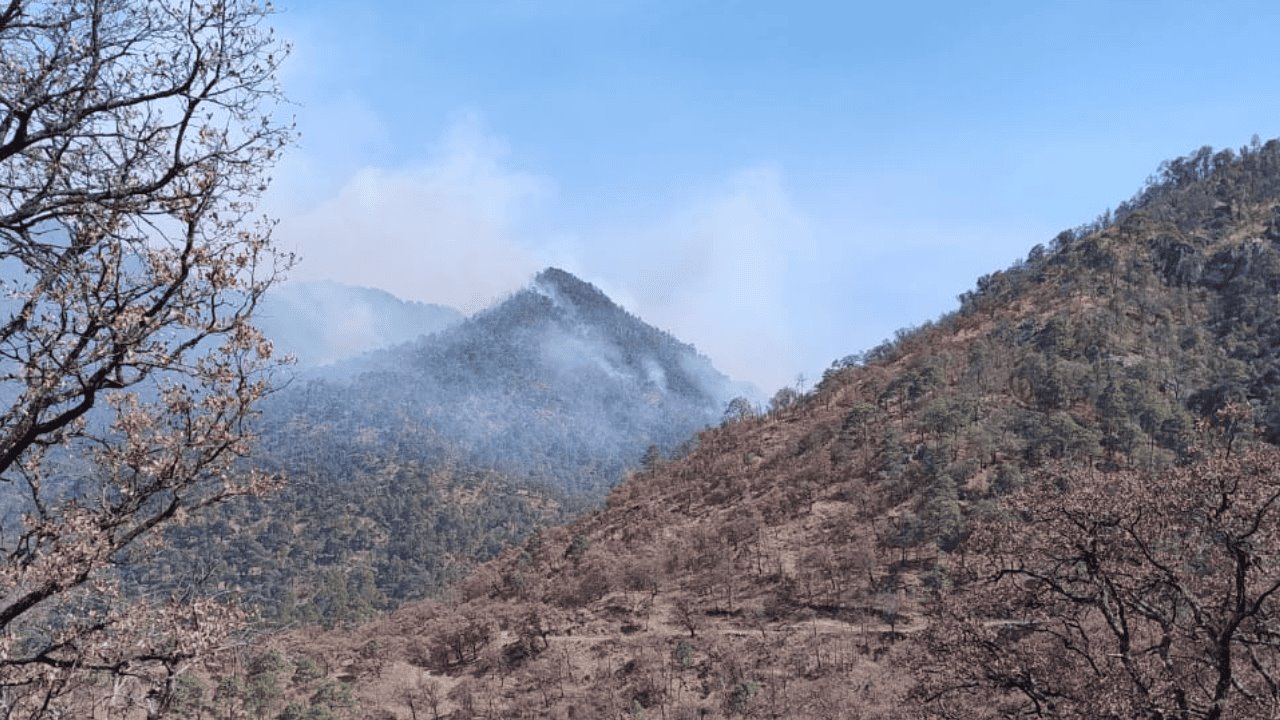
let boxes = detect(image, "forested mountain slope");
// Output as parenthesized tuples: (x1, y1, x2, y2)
(133, 269, 735, 627)
(184, 139, 1280, 719)
(263, 266, 737, 497)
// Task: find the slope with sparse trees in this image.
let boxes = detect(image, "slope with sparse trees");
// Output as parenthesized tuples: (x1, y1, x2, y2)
(208, 138, 1280, 719)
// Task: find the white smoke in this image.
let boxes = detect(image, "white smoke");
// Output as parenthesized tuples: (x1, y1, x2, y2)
(275, 113, 548, 313)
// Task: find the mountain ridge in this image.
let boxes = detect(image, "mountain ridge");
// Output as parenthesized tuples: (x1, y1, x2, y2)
(190, 138, 1280, 719)
(257, 279, 464, 368)
(319, 265, 737, 493)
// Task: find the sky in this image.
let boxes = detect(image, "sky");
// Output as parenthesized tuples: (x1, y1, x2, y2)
(265, 0, 1280, 392)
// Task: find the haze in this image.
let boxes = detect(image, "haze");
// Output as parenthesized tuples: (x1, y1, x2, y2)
(265, 0, 1280, 392)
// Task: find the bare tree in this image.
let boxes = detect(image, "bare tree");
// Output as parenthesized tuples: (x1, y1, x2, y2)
(0, 0, 290, 716)
(915, 445, 1280, 720)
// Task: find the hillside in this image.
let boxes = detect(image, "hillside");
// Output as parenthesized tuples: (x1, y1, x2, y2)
(131, 269, 736, 626)
(263, 267, 739, 496)
(175, 139, 1280, 719)
(257, 280, 463, 368)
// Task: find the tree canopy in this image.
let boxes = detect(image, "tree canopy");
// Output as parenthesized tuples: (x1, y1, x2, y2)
(0, 0, 290, 715)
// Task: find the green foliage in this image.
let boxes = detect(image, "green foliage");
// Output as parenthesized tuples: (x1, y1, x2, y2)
(885, 512, 924, 559)
(246, 671, 282, 719)
(990, 464, 1024, 496)
(673, 640, 694, 669)
(277, 704, 340, 720)
(309, 680, 355, 713)
(921, 476, 964, 551)
(727, 680, 760, 714)
(130, 461, 566, 627)
(169, 674, 208, 716)
(823, 141, 1280, 568)
(565, 533, 592, 565)
(292, 657, 325, 685)
(276, 705, 309, 720)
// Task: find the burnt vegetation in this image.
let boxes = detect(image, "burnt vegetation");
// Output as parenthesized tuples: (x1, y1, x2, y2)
(183, 138, 1280, 720)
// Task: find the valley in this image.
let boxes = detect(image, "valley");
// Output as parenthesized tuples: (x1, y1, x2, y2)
(174, 140, 1280, 719)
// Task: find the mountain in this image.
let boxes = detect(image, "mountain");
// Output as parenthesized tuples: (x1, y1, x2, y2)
(256, 280, 463, 367)
(263, 267, 738, 496)
(181, 139, 1280, 719)
(134, 268, 737, 626)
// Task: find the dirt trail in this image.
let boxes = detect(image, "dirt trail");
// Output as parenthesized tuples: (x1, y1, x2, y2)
(543, 612, 926, 645)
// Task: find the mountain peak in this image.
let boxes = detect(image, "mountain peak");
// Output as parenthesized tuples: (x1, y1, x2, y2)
(532, 267, 616, 312)
(533, 266, 586, 286)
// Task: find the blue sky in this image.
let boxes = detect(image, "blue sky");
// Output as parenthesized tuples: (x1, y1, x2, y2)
(266, 0, 1280, 392)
